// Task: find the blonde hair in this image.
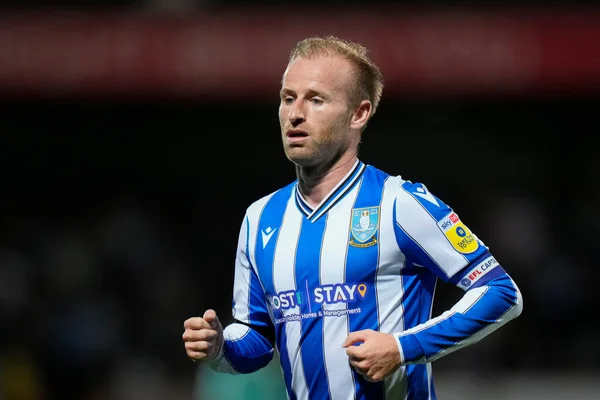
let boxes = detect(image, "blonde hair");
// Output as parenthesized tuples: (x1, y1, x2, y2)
(287, 35, 384, 118)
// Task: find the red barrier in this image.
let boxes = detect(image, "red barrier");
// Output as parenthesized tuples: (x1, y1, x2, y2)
(0, 8, 599, 98)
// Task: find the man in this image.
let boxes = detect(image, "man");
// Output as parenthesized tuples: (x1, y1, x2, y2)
(182, 36, 523, 399)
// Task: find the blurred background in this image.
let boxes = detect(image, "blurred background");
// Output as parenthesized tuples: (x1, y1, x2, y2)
(0, 0, 599, 399)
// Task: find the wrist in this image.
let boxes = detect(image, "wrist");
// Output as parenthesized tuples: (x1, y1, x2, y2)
(212, 337, 225, 361)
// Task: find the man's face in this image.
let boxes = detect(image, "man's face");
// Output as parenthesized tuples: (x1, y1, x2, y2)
(279, 55, 357, 167)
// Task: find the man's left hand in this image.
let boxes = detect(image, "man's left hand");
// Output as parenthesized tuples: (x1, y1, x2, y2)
(342, 329, 401, 382)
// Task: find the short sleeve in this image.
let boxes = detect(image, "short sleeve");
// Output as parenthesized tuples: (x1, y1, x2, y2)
(393, 181, 490, 282)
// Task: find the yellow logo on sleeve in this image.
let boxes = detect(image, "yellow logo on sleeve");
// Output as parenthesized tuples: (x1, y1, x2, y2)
(437, 212, 479, 254)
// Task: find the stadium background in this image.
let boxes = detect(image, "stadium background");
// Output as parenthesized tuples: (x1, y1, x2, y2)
(0, 0, 598, 399)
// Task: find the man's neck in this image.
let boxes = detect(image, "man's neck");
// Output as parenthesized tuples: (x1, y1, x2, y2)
(296, 153, 358, 208)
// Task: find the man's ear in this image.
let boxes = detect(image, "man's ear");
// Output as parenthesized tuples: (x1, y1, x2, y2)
(350, 100, 372, 131)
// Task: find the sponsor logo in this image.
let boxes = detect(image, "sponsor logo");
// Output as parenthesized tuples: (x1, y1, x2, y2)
(437, 212, 479, 254)
(269, 283, 368, 311)
(458, 256, 499, 290)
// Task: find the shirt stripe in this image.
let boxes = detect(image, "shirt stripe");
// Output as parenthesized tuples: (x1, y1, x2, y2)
(376, 176, 409, 399)
(320, 184, 361, 400)
(273, 198, 309, 399)
(297, 215, 330, 399)
(254, 184, 298, 399)
(345, 168, 387, 399)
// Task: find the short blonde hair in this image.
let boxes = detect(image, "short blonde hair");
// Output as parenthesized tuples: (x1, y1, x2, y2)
(288, 35, 384, 118)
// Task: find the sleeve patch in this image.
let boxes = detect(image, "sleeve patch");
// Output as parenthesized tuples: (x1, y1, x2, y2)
(457, 256, 500, 290)
(437, 212, 480, 254)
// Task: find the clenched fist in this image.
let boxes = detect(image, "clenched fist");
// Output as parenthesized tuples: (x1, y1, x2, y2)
(342, 329, 401, 382)
(182, 309, 224, 362)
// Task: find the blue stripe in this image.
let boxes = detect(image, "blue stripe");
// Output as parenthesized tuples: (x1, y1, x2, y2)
(223, 328, 274, 373)
(247, 270, 269, 326)
(393, 196, 440, 399)
(253, 183, 297, 400)
(345, 167, 387, 399)
(392, 207, 449, 280)
(296, 215, 330, 400)
(401, 270, 436, 400)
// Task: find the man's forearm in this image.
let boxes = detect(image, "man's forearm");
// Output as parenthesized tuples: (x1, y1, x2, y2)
(395, 274, 523, 364)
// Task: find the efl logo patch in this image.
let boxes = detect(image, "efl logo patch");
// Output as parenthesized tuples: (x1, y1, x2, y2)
(458, 256, 499, 290)
(437, 212, 479, 254)
(349, 206, 380, 248)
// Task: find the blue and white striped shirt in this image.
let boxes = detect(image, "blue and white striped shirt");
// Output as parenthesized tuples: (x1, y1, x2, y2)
(210, 160, 523, 400)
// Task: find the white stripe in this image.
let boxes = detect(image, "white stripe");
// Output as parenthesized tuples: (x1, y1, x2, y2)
(377, 176, 409, 399)
(319, 184, 361, 400)
(233, 195, 272, 323)
(223, 323, 251, 341)
(272, 196, 309, 399)
(395, 189, 468, 278)
(247, 194, 274, 281)
(232, 216, 251, 323)
(426, 363, 433, 400)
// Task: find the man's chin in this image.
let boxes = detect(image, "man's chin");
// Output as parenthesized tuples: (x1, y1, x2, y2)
(284, 149, 318, 168)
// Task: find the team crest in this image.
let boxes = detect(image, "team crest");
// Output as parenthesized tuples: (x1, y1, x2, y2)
(349, 207, 380, 248)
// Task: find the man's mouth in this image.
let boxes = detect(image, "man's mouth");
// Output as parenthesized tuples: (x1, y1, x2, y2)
(286, 129, 309, 142)
(286, 129, 309, 138)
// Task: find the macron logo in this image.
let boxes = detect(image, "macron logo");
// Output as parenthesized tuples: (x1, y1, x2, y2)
(412, 185, 439, 207)
(261, 227, 277, 249)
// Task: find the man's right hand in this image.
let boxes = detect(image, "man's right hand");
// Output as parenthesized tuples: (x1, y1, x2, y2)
(182, 309, 224, 362)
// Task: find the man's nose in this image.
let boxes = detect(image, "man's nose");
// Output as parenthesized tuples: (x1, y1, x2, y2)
(288, 102, 305, 126)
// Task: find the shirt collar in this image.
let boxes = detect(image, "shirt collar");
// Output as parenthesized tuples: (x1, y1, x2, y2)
(294, 159, 366, 223)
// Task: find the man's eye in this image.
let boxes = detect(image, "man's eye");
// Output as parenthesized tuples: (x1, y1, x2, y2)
(311, 98, 324, 105)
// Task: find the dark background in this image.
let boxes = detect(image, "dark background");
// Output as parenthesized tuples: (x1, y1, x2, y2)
(0, 1, 599, 399)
